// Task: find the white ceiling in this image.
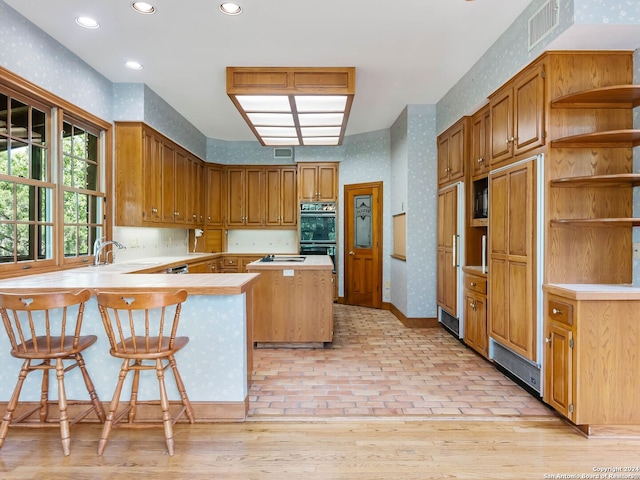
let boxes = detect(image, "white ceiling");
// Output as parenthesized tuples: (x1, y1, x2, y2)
(5, 0, 537, 141)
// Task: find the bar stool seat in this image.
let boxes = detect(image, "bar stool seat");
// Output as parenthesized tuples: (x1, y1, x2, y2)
(0, 289, 106, 456)
(95, 290, 194, 456)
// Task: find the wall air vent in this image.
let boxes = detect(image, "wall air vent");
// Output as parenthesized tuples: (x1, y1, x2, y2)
(528, 0, 559, 50)
(274, 147, 294, 160)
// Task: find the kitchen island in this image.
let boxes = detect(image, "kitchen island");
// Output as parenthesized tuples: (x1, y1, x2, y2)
(0, 266, 259, 422)
(247, 255, 334, 345)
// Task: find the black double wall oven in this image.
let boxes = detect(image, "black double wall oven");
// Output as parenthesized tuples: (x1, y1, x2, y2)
(299, 202, 336, 272)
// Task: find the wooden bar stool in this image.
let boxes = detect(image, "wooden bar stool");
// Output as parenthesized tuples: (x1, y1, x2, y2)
(95, 290, 195, 456)
(0, 289, 106, 456)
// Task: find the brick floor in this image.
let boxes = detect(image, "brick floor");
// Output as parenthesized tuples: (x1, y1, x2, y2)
(248, 304, 554, 418)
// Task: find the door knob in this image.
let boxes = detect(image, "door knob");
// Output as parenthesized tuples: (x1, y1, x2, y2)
(349, 251, 355, 255)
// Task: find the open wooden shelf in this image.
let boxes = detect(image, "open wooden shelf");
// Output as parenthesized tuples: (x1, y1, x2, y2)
(551, 218, 640, 227)
(550, 173, 640, 188)
(550, 129, 640, 148)
(551, 85, 640, 108)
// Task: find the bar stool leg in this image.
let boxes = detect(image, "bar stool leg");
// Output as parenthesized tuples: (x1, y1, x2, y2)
(75, 353, 106, 423)
(39, 361, 50, 423)
(97, 360, 129, 456)
(129, 360, 142, 423)
(168, 355, 195, 423)
(55, 358, 71, 456)
(156, 358, 175, 456)
(0, 360, 30, 449)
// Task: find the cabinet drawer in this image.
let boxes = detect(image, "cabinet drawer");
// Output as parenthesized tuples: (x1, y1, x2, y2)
(223, 257, 239, 267)
(464, 275, 487, 295)
(547, 298, 573, 326)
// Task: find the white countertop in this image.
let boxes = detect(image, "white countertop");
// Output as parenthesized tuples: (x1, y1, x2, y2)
(543, 283, 640, 300)
(246, 255, 334, 270)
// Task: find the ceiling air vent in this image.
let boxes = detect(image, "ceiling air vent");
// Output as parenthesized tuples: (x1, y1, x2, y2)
(273, 147, 294, 160)
(528, 0, 559, 50)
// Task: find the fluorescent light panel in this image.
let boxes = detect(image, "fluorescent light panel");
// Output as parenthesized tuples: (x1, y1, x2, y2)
(227, 67, 355, 146)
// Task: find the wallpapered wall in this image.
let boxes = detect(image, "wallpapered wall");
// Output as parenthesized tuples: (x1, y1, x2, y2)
(1, 0, 639, 315)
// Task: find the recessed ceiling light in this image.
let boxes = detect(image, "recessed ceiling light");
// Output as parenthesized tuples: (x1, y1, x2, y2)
(124, 61, 143, 70)
(75, 16, 99, 29)
(132, 2, 156, 14)
(219, 2, 242, 15)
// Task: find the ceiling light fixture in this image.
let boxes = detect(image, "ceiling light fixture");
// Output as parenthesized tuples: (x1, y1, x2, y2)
(219, 3, 242, 15)
(131, 2, 156, 14)
(226, 67, 355, 146)
(124, 60, 143, 70)
(75, 16, 99, 29)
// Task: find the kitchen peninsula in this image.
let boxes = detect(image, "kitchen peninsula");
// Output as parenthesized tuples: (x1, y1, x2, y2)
(0, 258, 259, 422)
(247, 255, 334, 345)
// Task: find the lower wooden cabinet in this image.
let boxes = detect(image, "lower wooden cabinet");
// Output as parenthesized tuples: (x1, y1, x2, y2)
(463, 271, 488, 358)
(543, 290, 640, 427)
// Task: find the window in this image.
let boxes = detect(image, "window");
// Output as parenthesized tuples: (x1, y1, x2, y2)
(0, 73, 110, 275)
(61, 120, 103, 258)
(0, 91, 54, 267)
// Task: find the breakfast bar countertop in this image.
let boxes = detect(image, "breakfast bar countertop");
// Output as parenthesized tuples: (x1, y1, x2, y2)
(0, 269, 259, 296)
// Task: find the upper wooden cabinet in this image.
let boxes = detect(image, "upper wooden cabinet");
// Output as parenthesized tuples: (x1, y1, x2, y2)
(298, 163, 338, 202)
(265, 167, 297, 226)
(204, 164, 224, 226)
(115, 122, 205, 228)
(226, 166, 264, 227)
(437, 117, 468, 187)
(490, 61, 546, 168)
(469, 105, 490, 179)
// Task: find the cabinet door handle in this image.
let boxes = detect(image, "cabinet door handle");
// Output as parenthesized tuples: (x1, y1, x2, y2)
(470, 301, 476, 310)
(545, 337, 552, 344)
(477, 157, 484, 164)
(452, 235, 458, 267)
(470, 282, 476, 287)
(552, 308, 562, 315)
(151, 207, 158, 214)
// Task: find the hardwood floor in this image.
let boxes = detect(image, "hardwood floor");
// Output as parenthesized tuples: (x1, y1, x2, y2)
(1, 418, 640, 479)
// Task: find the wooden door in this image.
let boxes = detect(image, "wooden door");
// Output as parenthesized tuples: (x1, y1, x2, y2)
(448, 123, 465, 182)
(160, 142, 176, 224)
(142, 129, 162, 223)
(280, 168, 297, 225)
(317, 164, 337, 202)
(544, 321, 573, 420)
(205, 165, 223, 226)
(265, 168, 282, 226)
(226, 167, 245, 226)
(298, 164, 318, 201)
(437, 134, 450, 186)
(490, 86, 513, 165)
(436, 186, 458, 316)
(489, 159, 536, 361)
(345, 182, 382, 308)
(245, 168, 263, 226)
(173, 149, 187, 224)
(513, 62, 545, 157)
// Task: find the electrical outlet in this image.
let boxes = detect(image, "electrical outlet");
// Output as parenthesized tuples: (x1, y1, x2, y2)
(634, 243, 640, 259)
(384, 281, 390, 289)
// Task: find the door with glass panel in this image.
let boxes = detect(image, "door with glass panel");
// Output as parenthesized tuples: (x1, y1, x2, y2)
(344, 182, 382, 308)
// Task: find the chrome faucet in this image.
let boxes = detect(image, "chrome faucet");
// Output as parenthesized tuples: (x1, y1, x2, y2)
(93, 237, 126, 266)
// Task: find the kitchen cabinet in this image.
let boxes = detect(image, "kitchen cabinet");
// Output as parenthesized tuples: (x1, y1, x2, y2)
(265, 167, 297, 226)
(470, 105, 490, 179)
(437, 117, 467, 188)
(489, 157, 538, 362)
(489, 60, 545, 168)
(205, 164, 224, 226)
(186, 155, 204, 225)
(220, 256, 240, 273)
(226, 167, 264, 227)
(436, 186, 459, 318)
(247, 257, 334, 344)
(463, 270, 488, 358)
(298, 163, 338, 202)
(543, 290, 640, 428)
(114, 122, 205, 228)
